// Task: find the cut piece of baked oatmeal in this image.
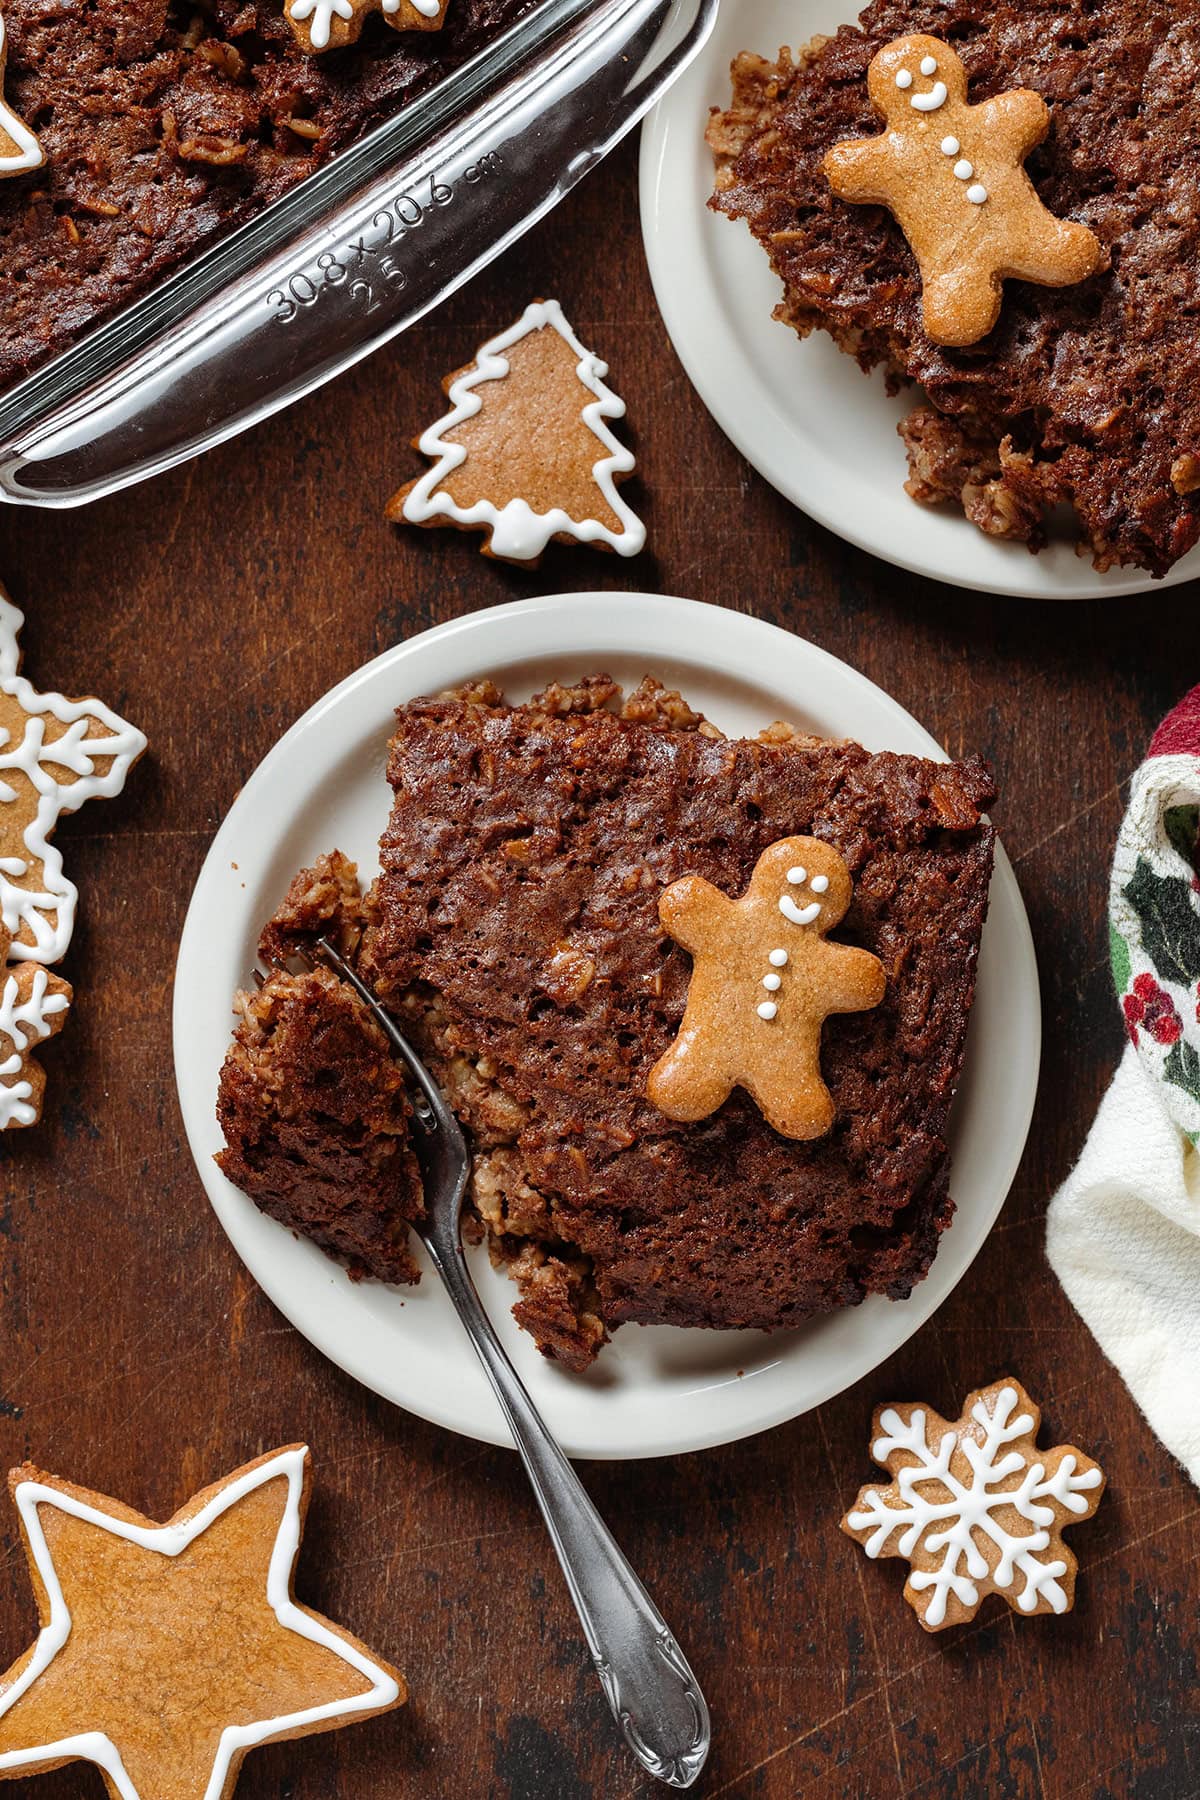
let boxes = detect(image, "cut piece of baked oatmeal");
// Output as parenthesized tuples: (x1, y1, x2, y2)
(709, 3, 1199, 577)
(216, 856, 425, 1285)
(357, 675, 996, 1367)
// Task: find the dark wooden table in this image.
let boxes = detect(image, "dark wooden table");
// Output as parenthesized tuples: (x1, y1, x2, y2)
(3, 130, 1198, 1800)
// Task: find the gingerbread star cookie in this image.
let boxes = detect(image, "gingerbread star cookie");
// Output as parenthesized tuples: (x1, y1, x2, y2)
(0, 1446, 405, 1799)
(647, 836, 885, 1140)
(284, 0, 447, 53)
(0, 590, 146, 966)
(0, 925, 70, 1130)
(0, 12, 42, 177)
(388, 298, 646, 565)
(842, 1379, 1105, 1632)
(824, 34, 1104, 346)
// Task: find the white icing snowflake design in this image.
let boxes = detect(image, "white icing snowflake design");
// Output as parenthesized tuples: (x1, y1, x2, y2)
(0, 963, 70, 1128)
(0, 594, 146, 964)
(843, 1382, 1105, 1631)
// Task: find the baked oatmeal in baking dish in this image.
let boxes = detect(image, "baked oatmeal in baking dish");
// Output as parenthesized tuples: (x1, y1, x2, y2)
(0, 0, 533, 388)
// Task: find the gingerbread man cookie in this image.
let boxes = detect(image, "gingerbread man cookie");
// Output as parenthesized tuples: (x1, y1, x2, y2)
(842, 1379, 1105, 1632)
(824, 35, 1104, 346)
(647, 836, 885, 1140)
(0, 13, 42, 177)
(0, 1445, 405, 1799)
(284, 0, 447, 53)
(0, 925, 70, 1131)
(389, 299, 645, 565)
(0, 591, 146, 965)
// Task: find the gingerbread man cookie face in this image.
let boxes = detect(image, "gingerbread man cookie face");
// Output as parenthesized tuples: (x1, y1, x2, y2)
(824, 34, 1104, 346)
(647, 836, 885, 1140)
(285, 0, 447, 55)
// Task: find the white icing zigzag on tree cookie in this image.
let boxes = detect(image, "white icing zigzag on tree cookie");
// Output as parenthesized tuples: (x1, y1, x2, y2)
(401, 299, 646, 563)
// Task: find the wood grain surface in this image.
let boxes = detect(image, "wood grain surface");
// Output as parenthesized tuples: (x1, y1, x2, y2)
(2, 131, 1197, 1800)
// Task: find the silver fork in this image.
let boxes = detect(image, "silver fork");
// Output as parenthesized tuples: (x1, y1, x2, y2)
(303, 935, 711, 1789)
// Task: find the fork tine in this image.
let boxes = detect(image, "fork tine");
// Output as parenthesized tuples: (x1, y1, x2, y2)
(251, 967, 265, 990)
(309, 934, 459, 1141)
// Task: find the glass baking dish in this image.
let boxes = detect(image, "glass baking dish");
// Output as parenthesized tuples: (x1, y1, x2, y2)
(0, 0, 715, 507)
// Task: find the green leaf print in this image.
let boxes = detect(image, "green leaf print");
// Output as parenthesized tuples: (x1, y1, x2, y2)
(1109, 922, 1131, 996)
(1123, 856, 1200, 989)
(1164, 1039, 1200, 1108)
(1165, 804, 1200, 871)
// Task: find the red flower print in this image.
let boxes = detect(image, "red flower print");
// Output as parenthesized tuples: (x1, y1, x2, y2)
(1124, 972, 1182, 1047)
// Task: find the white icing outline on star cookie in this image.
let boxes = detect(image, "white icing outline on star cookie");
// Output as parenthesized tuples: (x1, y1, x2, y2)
(400, 299, 646, 563)
(0, 1446, 401, 1798)
(0, 594, 146, 965)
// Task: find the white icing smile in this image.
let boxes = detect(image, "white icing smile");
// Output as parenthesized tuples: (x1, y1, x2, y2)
(910, 80, 948, 112)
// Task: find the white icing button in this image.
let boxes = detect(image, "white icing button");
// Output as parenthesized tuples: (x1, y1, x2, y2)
(768, 949, 789, 967)
(810, 874, 830, 894)
(954, 159, 973, 180)
(895, 68, 913, 89)
(967, 183, 988, 204)
(757, 1001, 778, 1021)
(786, 866, 807, 885)
(941, 135, 959, 155)
(762, 973, 782, 992)
(920, 54, 937, 74)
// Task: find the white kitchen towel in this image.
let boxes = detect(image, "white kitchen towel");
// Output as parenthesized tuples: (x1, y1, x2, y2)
(1047, 699, 1200, 1486)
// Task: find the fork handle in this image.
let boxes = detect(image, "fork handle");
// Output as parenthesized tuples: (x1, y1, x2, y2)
(421, 1230, 710, 1789)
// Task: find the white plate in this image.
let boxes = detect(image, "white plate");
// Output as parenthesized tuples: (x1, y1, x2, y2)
(174, 593, 1040, 1459)
(639, 0, 1199, 599)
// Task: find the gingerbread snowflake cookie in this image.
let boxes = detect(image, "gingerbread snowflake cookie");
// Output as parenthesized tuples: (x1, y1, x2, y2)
(0, 1445, 405, 1798)
(388, 299, 645, 565)
(824, 35, 1104, 346)
(285, 0, 447, 54)
(0, 12, 42, 177)
(648, 836, 885, 1139)
(0, 589, 145, 1129)
(1, 591, 146, 966)
(0, 926, 70, 1130)
(842, 1379, 1105, 1632)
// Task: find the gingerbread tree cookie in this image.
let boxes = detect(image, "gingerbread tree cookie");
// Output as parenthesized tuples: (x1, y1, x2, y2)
(388, 298, 646, 565)
(0, 591, 146, 966)
(0, 12, 42, 177)
(0, 926, 70, 1130)
(824, 34, 1104, 346)
(0, 1445, 405, 1798)
(284, 0, 447, 54)
(842, 1379, 1105, 1632)
(648, 836, 885, 1140)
